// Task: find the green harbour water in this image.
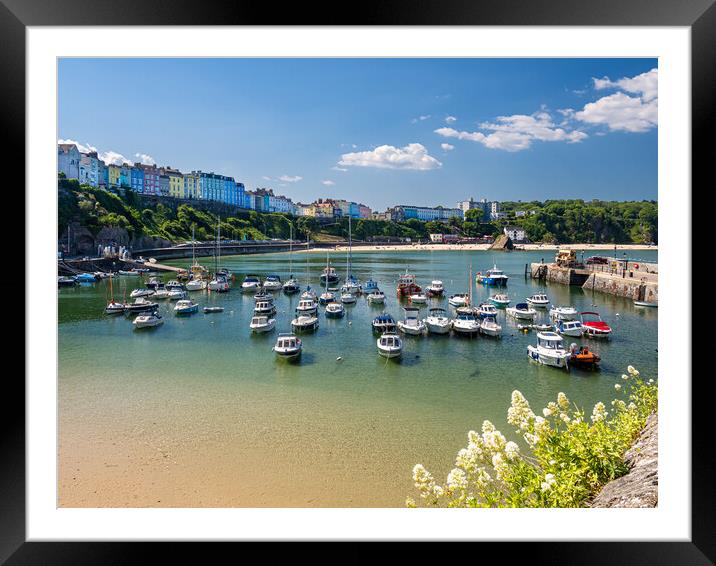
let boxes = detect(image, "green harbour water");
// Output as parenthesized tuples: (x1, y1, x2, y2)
(58, 249, 658, 507)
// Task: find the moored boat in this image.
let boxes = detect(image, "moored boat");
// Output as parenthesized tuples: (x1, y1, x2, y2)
(425, 280, 444, 296)
(58, 276, 78, 287)
(556, 319, 585, 337)
(296, 297, 318, 314)
(549, 305, 579, 321)
(377, 332, 403, 359)
(262, 275, 283, 291)
(451, 311, 481, 335)
(477, 302, 498, 318)
(448, 293, 469, 308)
(581, 311, 613, 338)
(250, 315, 276, 333)
(273, 333, 302, 359)
(372, 313, 397, 333)
(507, 302, 537, 320)
(132, 312, 163, 328)
(424, 307, 451, 334)
(367, 290, 386, 304)
(396, 271, 422, 298)
(476, 265, 509, 286)
(526, 293, 550, 308)
(291, 311, 319, 331)
(325, 301, 345, 318)
(254, 300, 276, 315)
(480, 315, 502, 337)
(174, 299, 199, 315)
(490, 294, 510, 308)
(241, 276, 262, 293)
(397, 306, 426, 335)
(527, 332, 570, 369)
(568, 343, 601, 369)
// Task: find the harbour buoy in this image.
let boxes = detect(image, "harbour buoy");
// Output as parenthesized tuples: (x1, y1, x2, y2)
(336, 357, 343, 361)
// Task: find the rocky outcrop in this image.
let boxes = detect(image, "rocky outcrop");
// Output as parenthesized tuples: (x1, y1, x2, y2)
(590, 413, 658, 508)
(489, 234, 514, 250)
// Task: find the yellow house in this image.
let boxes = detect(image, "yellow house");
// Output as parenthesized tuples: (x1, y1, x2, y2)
(169, 172, 184, 198)
(184, 172, 200, 199)
(107, 164, 121, 188)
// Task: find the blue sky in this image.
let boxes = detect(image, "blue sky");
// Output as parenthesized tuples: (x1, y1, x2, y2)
(58, 58, 657, 210)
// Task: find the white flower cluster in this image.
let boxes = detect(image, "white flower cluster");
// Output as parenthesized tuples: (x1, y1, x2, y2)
(591, 402, 608, 423)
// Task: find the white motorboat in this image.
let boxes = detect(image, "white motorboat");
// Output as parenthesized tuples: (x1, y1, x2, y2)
(262, 275, 283, 291)
(145, 276, 162, 289)
(250, 315, 276, 333)
(291, 311, 319, 331)
(283, 277, 300, 294)
(367, 290, 386, 304)
(397, 307, 426, 335)
(296, 298, 318, 314)
(58, 276, 78, 287)
(325, 301, 345, 318)
(451, 311, 481, 335)
(448, 293, 469, 308)
(301, 287, 318, 301)
(556, 319, 585, 337)
(550, 305, 579, 321)
(132, 312, 163, 328)
(372, 313, 397, 333)
(241, 276, 262, 292)
(174, 299, 199, 314)
(409, 293, 427, 304)
(124, 297, 159, 312)
(253, 289, 274, 303)
(273, 333, 302, 359)
(130, 288, 154, 298)
(480, 315, 502, 337)
(340, 292, 357, 304)
(254, 300, 276, 315)
(377, 332, 403, 358)
(507, 302, 538, 320)
(424, 307, 451, 334)
(118, 270, 141, 276)
(477, 302, 498, 318)
(152, 288, 170, 299)
(165, 280, 184, 291)
(425, 280, 444, 296)
(167, 289, 187, 301)
(104, 300, 126, 315)
(319, 291, 336, 305)
(527, 332, 570, 369)
(532, 323, 554, 332)
(185, 278, 207, 291)
(526, 293, 550, 308)
(633, 300, 657, 308)
(208, 275, 230, 293)
(490, 294, 511, 308)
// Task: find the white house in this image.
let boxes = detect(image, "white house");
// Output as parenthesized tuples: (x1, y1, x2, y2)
(503, 226, 526, 242)
(58, 143, 81, 180)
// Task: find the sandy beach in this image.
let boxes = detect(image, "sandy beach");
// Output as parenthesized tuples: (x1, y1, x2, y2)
(302, 243, 658, 253)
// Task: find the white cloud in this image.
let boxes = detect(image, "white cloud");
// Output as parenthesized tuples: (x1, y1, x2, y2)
(58, 139, 97, 155)
(99, 150, 132, 165)
(338, 143, 442, 171)
(278, 175, 302, 183)
(134, 153, 156, 165)
(322, 180, 335, 186)
(593, 68, 658, 101)
(331, 166, 348, 172)
(435, 111, 587, 152)
(575, 92, 658, 132)
(411, 115, 432, 124)
(445, 116, 457, 124)
(262, 176, 272, 181)
(572, 69, 658, 133)
(440, 143, 455, 151)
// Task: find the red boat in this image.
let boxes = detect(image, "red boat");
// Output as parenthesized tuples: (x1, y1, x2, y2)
(580, 311, 612, 338)
(396, 272, 422, 298)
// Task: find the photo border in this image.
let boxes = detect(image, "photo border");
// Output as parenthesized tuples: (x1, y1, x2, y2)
(6, 0, 710, 560)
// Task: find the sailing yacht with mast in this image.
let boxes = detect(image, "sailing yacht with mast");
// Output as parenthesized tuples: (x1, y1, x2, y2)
(208, 217, 229, 292)
(283, 222, 300, 293)
(319, 251, 336, 305)
(341, 216, 361, 295)
(104, 271, 126, 314)
(186, 225, 208, 291)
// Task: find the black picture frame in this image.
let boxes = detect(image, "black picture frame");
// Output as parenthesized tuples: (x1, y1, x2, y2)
(4, 0, 709, 560)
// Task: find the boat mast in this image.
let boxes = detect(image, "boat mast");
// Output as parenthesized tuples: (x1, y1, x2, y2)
(288, 222, 293, 277)
(348, 215, 352, 279)
(468, 263, 473, 307)
(192, 224, 196, 267)
(215, 216, 221, 274)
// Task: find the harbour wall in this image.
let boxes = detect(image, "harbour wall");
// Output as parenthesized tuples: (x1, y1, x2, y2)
(531, 263, 658, 301)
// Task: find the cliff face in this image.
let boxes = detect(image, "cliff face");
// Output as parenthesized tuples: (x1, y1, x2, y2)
(488, 234, 514, 250)
(590, 413, 658, 508)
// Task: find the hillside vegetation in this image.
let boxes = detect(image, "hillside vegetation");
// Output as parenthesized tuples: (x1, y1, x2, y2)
(58, 180, 657, 245)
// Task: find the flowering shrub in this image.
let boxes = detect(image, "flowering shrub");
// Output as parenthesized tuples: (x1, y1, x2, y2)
(407, 366, 657, 508)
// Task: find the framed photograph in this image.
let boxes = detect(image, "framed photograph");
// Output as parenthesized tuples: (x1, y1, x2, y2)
(6, 0, 710, 559)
